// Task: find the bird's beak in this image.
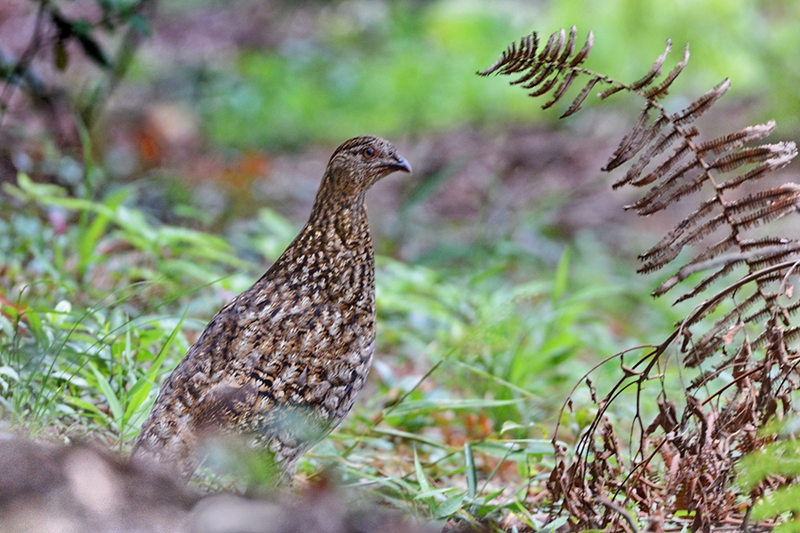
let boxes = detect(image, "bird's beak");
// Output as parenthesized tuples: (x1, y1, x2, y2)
(381, 154, 412, 174)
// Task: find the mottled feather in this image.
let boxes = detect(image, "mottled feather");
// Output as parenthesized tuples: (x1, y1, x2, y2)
(133, 136, 411, 481)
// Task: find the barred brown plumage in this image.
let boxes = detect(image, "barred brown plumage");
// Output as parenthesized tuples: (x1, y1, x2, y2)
(132, 136, 411, 482)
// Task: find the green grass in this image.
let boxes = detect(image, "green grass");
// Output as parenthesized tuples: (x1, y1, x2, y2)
(0, 164, 677, 527)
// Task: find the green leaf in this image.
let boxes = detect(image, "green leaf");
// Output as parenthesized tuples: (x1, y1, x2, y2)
(738, 440, 800, 492)
(464, 443, 477, 498)
(64, 395, 105, 418)
(371, 427, 447, 449)
(26, 309, 45, 342)
(146, 311, 186, 382)
(552, 246, 571, 303)
(389, 397, 522, 416)
(77, 190, 126, 274)
(122, 377, 152, 427)
(122, 311, 186, 429)
(413, 447, 433, 494)
(753, 485, 800, 521)
(89, 362, 123, 425)
(433, 491, 466, 519)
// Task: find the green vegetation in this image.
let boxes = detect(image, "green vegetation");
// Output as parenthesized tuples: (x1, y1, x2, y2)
(2, 0, 798, 529)
(180, 0, 800, 149)
(738, 418, 800, 533)
(199, 2, 537, 147)
(0, 166, 673, 526)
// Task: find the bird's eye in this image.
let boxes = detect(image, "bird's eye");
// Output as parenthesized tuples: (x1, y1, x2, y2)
(362, 146, 376, 158)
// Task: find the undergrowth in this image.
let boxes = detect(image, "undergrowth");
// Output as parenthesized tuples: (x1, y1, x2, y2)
(0, 162, 666, 528)
(5, 2, 798, 531)
(480, 26, 800, 530)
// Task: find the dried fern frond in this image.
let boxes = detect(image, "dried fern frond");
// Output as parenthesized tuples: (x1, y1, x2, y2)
(478, 26, 604, 118)
(482, 27, 800, 531)
(481, 25, 799, 318)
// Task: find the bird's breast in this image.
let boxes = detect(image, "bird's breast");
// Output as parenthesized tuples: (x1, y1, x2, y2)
(240, 285, 376, 412)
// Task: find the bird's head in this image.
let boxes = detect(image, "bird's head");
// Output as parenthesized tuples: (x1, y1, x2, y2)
(325, 136, 412, 196)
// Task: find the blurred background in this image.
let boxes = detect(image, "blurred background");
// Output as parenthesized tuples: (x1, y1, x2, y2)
(3, 0, 799, 250)
(1, 0, 799, 524)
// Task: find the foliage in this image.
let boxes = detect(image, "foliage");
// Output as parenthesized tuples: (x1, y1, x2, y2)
(737, 417, 800, 532)
(542, 0, 800, 127)
(201, 2, 535, 148)
(0, 165, 666, 528)
(481, 26, 800, 530)
(0, 172, 245, 441)
(0, 0, 154, 132)
(173, 0, 800, 150)
(3, 1, 799, 531)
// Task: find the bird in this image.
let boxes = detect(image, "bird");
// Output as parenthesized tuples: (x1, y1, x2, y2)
(132, 136, 411, 483)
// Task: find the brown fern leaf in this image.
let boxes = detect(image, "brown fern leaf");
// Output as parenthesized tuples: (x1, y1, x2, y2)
(625, 162, 705, 215)
(628, 132, 698, 188)
(604, 79, 730, 178)
(630, 39, 672, 91)
(719, 142, 798, 191)
(606, 111, 669, 174)
(478, 27, 604, 117)
(643, 43, 691, 100)
(673, 79, 730, 124)
(645, 185, 800, 289)
(483, 28, 800, 531)
(621, 128, 688, 187)
(607, 94, 797, 307)
(478, 32, 539, 77)
(697, 121, 776, 154)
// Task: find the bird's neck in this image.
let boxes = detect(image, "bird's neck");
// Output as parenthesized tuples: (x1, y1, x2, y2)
(286, 186, 375, 307)
(259, 174, 375, 311)
(306, 176, 372, 252)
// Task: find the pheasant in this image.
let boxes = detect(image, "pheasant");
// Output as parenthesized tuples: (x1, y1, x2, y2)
(133, 136, 411, 482)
